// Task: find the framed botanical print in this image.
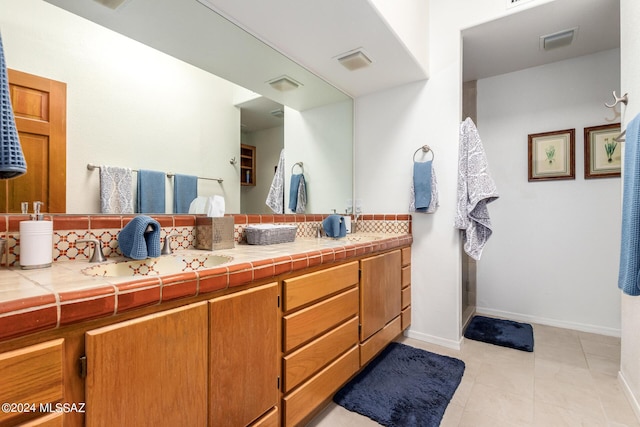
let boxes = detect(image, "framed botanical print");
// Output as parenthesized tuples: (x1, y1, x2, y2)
(584, 123, 621, 179)
(528, 129, 575, 181)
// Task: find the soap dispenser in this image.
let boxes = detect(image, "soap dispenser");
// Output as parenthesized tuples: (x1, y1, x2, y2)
(19, 201, 53, 269)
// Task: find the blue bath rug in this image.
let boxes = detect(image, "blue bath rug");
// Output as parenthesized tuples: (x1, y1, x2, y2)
(464, 315, 534, 352)
(333, 342, 465, 427)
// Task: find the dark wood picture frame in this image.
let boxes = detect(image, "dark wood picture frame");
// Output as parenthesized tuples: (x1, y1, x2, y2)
(528, 129, 575, 181)
(584, 123, 621, 179)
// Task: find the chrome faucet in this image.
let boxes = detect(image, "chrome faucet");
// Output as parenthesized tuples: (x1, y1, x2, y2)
(76, 239, 106, 263)
(161, 234, 174, 255)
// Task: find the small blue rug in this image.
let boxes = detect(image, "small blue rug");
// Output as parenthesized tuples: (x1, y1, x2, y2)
(464, 315, 534, 352)
(333, 342, 465, 427)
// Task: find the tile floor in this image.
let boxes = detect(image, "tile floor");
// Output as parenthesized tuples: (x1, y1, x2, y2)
(307, 323, 640, 426)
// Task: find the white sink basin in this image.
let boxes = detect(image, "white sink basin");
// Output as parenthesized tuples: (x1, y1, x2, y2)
(82, 254, 233, 277)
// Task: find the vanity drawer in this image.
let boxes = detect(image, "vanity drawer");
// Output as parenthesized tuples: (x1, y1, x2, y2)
(283, 288, 359, 352)
(283, 345, 359, 427)
(0, 339, 64, 426)
(402, 306, 412, 331)
(402, 265, 411, 288)
(283, 261, 359, 312)
(360, 315, 402, 366)
(402, 285, 411, 309)
(283, 316, 359, 393)
(401, 247, 411, 267)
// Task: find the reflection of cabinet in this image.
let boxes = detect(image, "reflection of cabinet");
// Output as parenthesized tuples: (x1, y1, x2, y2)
(359, 250, 402, 365)
(209, 282, 279, 427)
(241, 144, 256, 186)
(85, 303, 208, 427)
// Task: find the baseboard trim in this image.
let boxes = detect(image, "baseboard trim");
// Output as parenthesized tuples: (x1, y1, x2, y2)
(404, 328, 462, 350)
(619, 371, 640, 423)
(476, 307, 621, 337)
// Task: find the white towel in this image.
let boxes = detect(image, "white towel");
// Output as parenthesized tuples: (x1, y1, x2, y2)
(296, 175, 307, 213)
(409, 165, 439, 214)
(454, 118, 499, 260)
(266, 149, 285, 214)
(100, 165, 134, 214)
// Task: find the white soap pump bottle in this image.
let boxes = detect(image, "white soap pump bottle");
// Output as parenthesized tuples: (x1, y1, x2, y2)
(19, 201, 54, 269)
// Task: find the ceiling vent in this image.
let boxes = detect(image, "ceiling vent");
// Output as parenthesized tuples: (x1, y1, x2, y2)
(268, 76, 301, 92)
(270, 109, 284, 118)
(540, 27, 578, 51)
(92, 0, 131, 10)
(336, 49, 372, 71)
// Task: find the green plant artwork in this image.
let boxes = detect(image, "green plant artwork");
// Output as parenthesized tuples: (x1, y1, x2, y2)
(545, 145, 556, 164)
(604, 137, 617, 163)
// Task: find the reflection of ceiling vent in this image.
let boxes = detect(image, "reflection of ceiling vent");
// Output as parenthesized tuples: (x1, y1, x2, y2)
(270, 109, 284, 118)
(506, 0, 535, 9)
(93, 0, 131, 10)
(540, 27, 578, 51)
(268, 76, 301, 92)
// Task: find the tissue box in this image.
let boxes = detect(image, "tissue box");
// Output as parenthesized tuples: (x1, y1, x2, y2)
(195, 216, 234, 250)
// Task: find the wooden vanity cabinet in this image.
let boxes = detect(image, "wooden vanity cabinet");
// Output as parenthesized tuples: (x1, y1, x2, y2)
(401, 246, 412, 331)
(209, 282, 279, 427)
(84, 302, 208, 427)
(359, 250, 402, 365)
(0, 339, 64, 426)
(281, 262, 360, 426)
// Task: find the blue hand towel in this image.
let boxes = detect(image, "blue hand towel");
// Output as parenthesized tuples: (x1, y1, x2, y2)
(173, 174, 197, 214)
(137, 169, 166, 213)
(117, 215, 162, 259)
(322, 214, 346, 238)
(618, 114, 640, 296)
(413, 160, 433, 212)
(289, 174, 307, 213)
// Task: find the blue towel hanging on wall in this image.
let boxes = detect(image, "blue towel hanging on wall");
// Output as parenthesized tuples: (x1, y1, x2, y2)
(413, 160, 433, 212)
(137, 169, 166, 213)
(618, 114, 640, 296)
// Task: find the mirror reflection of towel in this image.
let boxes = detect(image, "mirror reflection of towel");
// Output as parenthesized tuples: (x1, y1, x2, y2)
(288, 174, 307, 213)
(137, 169, 166, 213)
(173, 174, 197, 214)
(100, 165, 134, 214)
(266, 149, 285, 214)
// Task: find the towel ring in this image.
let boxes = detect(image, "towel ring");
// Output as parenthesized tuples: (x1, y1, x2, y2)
(291, 162, 304, 174)
(413, 145, 434, 162)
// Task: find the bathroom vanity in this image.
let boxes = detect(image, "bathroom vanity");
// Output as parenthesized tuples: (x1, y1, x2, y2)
(0, 216, 411, 427)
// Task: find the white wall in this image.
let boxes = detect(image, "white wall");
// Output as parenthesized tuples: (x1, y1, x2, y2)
(2, 0, 241, 213)
(476, 49, 621, 335)
(355, 0, 583, 348)
(240, 126, 284, 214)
(284, 100, 353, 214)
(368, 0, 430, 73)
(619, 0, 640, 418)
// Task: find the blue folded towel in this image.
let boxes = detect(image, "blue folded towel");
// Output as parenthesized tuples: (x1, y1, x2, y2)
(322, 214, 346, 238)
(137, 169, 166, 213)
(619, 114, 640, 296)
(117, 215, 162, 259)
(173, 174, 197, 214)
(413, 160, 433, 212)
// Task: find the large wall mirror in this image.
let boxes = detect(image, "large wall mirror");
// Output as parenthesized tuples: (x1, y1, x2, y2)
(1, 0, 353, 215)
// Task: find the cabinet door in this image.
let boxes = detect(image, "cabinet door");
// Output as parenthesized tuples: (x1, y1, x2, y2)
(360, 250, 402, 341)
(85, 302, 208, 427)
(209, 282, 279, 427)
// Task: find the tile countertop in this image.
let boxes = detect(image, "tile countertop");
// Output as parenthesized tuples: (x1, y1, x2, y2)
(0, 233, 412, 343)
